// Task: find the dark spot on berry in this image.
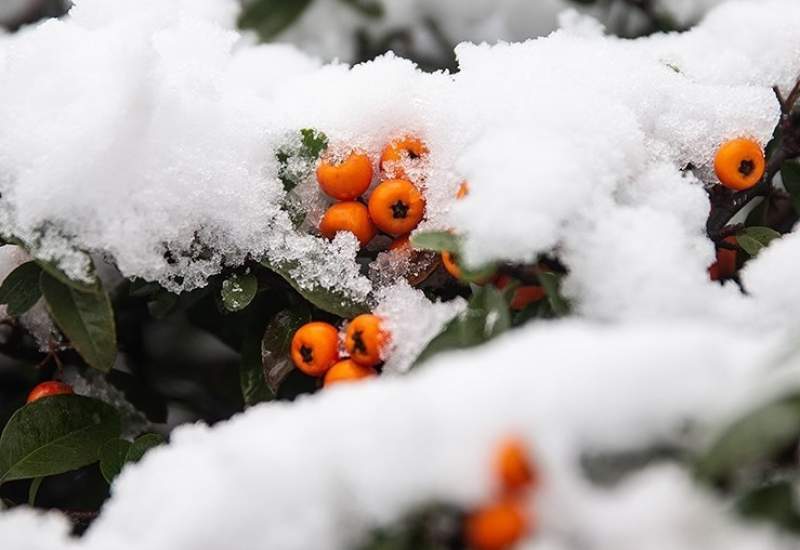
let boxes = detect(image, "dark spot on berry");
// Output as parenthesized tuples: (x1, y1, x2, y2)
(351, 330, 367, 355)
(738, 159, 755, 177)
(407, 149, 419, 160)
(391, 200, 409, 219)
(300, 345, 313, 363)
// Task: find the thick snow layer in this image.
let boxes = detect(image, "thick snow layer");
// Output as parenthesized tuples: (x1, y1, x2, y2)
(2, 321, 798, 549)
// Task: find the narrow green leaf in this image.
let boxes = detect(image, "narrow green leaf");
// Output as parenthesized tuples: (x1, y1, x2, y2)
(221, 273, 258, 312)
(736, 234, 765, 257)
(27, 476, 43, 506)
(260, 258, 368, 318)
(262, 308, 311, 393)
(539, 271, 570, 316)
(238, 0, 314, 40)
(40, 272, 117, 372)
(0, 262, 43, 316)
(410, 231, 461, 253)
(0, 395, 121, 484)
(99, 438, 132, 484)
(125, 433, 164, 464)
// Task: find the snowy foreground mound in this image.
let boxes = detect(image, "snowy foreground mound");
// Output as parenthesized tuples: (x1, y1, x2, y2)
(4, 322, 800, 550)
(2, 0, 800, 548)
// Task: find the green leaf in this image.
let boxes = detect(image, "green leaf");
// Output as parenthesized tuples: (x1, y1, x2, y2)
(99, 438, 131, 484)
(781, 161, 800, 216)
(741, 226, 781, 246)
(0, 395, 121, 484)
(736, 480, 800, 533)
(300, 128, 328, 159)
(695, 394, 800, 483)
(413, 286, 510, 367)
(125, 433, 164, 464)
(221, 273, 258, 312)
(260, 258, 368, 318)
(736, 234, 766, 257)
(410, 231, 461, 253)
(40, 272, 117, 372)
(0, 261, 43, 316)
(238, 0, 315, 40)
(337, 0, 384, 18)
(539, 271, 570, 316)
(146, 289, 180, 319)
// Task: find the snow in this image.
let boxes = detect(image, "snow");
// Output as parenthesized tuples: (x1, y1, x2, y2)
(2, 0, 800, 548)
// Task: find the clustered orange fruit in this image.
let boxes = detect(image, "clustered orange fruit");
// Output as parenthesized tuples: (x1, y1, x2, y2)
(714, 137, 765, 191)
(465, 438, 538, 550)
(315, 136, 428, 250)
(290, 313, 389, 388)
(27, 381, 73, 404)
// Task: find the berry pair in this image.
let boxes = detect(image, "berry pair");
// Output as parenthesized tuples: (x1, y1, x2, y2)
(317, 137, 427, 247)
(290, 314, 388, 388)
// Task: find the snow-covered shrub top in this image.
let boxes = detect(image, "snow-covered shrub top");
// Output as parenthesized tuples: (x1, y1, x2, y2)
(1, 0, 798, 331)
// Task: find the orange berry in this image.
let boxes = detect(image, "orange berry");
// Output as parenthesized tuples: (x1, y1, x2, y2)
(465, 499, 529, 550)
(367, 179, 425, 236)
(323, 359, 377, 387)
(714, 138, 765, 191)
(380, 136, 428, 180)
(344, 314, 388, 367)
(319, 202, 376, 247)
(708, 236, 738, 281)
(495, 439, 537, 494)
(316, 151, 373, 200)
(27, 381, 73, 404)
(456, 181, 470, 199)
(441, 251, 462, 279)
(290, 322, 340, 377)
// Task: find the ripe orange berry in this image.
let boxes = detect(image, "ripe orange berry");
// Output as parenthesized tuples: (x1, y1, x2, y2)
(708, 236, 738, 282)
(367, 179, 425, 236)
(465, 499, 529, 550)
(380, 136, 428, 179)
(441, 251, 462, 279)
(27, 381, 73, 404)
(290, 322, 340, 377)
(344, 314, 388, 367)
(456, 181, 470, 199)
(714, 138, 765, 191)
(316, 151, 373, 200)
(323, 359, 377, 387)
(495, 439, 537, 494)
(319, 201, 376, 247)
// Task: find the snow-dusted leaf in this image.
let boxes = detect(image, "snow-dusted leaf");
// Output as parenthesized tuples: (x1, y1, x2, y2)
(338, 0, 384, 18)
(260, 258, 368, 318)
(413, 285, 510, 367)
(0, 261, 42, 316)
(736, 234, 766, 258)
(539, 271, 570, 316)
(410, 231, 461, 253)
(40, 272, 117, 372)
(0, 395, 121, 484)
(742, 226, 781, 246)
(221, 273, 258, 312)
